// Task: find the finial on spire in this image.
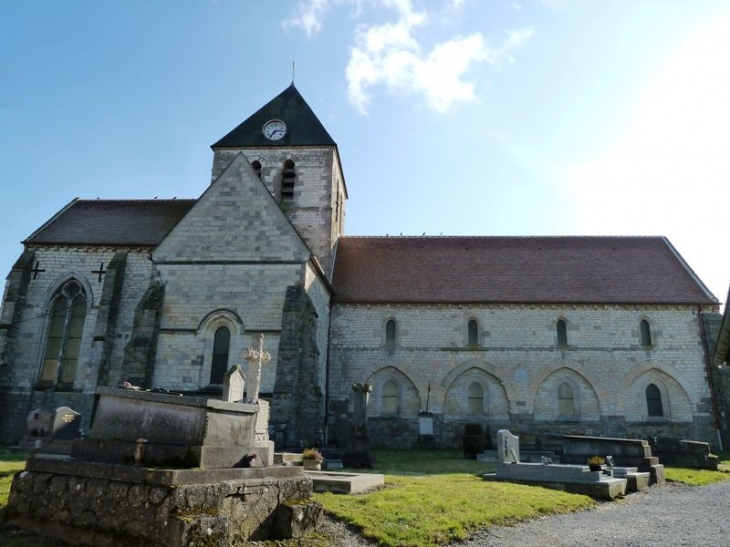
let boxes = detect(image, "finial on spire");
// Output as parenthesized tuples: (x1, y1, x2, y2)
(292, 61, 296, 83)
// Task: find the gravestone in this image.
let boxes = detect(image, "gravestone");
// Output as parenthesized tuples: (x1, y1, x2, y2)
(223, 364, 245, 403)
(342, 383, 375, 468)
(26, 409, 52, 438)
(50, 407, 81, 441)
(497, 429, 520, 465)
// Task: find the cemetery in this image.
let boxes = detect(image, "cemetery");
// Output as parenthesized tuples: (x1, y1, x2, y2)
(0, 364, 725, 546)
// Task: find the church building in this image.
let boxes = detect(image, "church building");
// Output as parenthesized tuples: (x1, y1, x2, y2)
(0, 84, 724, 450)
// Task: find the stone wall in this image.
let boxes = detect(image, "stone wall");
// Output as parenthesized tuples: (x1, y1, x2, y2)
(328, 302, 718, 448)
(4, 463, 313, 546)
(211, 147, 345, 277)
(0, 246, 153, 444)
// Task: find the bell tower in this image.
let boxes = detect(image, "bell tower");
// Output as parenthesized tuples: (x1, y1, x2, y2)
(210, 84, 347, 278)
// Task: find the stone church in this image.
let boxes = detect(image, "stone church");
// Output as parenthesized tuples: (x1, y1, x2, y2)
(0, 84, 725, 450)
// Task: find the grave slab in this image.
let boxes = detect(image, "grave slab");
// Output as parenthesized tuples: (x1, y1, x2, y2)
(306, 470, 385, 494)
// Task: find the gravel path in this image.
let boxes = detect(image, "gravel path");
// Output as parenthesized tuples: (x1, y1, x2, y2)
(451, 481, 730, 547)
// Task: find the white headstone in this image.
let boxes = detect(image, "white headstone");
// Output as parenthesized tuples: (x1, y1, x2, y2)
(497, 429, 520, 466)
(223, 365, 245, 402)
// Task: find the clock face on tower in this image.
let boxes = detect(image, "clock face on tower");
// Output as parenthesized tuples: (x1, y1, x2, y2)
(262, 119, 287, 141)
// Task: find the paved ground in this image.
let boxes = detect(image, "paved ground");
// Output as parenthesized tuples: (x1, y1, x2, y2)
(451, 481, 730, 546)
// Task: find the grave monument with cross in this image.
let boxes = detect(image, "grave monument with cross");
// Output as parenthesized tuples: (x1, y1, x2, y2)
(243, 333, 271, 404)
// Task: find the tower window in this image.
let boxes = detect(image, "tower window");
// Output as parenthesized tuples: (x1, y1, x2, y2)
(558, 382, 575, 416)
(646, 383, 663, 417)
(251, 160, 262, 179)
(40, 280, 87, 386)
(467, 382, 484, 414)
(557, 319, 568, 347)
(210, 326, 231, 384)
(467, 319, 479, 347)
(640, 320, 653, 347)
(385, 319, 396, 350)
(281, 159, 296, 201)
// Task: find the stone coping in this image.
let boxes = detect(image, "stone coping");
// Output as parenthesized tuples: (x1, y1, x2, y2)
(96, 386, 260, 414)
(562, 434, 649, 447)
(24, 456, 302, 486)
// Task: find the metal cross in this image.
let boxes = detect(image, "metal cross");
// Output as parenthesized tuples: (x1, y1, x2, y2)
(91, 262, 107, 282)
(243, 333, 271, 403)
(30, 261, 46, 280)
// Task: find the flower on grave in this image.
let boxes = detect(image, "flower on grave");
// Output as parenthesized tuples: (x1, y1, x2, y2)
(587, 455, 605, 466)
(302, 447, 324, 461)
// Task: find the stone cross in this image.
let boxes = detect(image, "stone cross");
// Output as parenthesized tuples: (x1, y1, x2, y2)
(222, 365, 245, 403)
(244, 333, 271, 403)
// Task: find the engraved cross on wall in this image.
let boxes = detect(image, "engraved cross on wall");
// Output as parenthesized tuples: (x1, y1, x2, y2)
(243, 333, 271, 403)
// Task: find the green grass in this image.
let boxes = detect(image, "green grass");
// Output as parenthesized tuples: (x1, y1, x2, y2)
(314, 473, 593, 547)
(664, 466, 730, 486)
(310, 450, 594, 547)
(0, 449, 25, 507)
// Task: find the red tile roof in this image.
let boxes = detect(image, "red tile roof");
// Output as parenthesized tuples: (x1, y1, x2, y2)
(25, 199, 196, 246)
(331, 236, 717, 305)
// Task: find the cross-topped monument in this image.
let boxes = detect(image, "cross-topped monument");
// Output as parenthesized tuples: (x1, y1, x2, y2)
(243, 333, 271, 403)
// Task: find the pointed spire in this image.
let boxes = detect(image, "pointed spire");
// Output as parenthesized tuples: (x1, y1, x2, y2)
(211, 84, 335, 149)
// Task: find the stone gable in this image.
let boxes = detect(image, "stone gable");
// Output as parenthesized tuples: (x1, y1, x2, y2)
(153, 154, 311, 264)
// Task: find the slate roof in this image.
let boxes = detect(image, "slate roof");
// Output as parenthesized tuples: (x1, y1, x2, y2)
(25, 199, 196, 246)
(212, 83, 336, 149)
(331, 236, 718, 305)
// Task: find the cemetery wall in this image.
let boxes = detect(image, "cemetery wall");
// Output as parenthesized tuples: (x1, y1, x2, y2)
(329, 302, 718, 449)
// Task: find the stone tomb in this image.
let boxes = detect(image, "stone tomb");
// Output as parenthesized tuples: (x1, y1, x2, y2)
(4, 379, 321, 544)
(483, 430, 629, 500)
(560, 434, 665, 485)
(17, 407, 81, 455)
(72, 386, 274, 467)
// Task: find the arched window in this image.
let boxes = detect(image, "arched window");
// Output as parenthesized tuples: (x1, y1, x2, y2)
(468, 319, 479, 347)
(251, 160, 262, 179)
(385, 319, 396, 350)
(646, 383, 663, 417)
(558, 382, 575, 416)
(557, 319, 568, 347)
(40, 279, 87, 386)
(281, 159, 296, 201)
(210, 326, 231, 384)
(640, 320, 652, 347)
(467, 382, 484, 414)
(382, 380, 398, 414)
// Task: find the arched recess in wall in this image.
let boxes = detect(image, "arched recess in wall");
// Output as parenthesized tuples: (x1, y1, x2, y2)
(614, 361, 695, 421)
(197, 309, 243, 387)
(366, 366, 420, 417)
(621, 370, 692, 422)
(532, 367, 601, 422)
(443, 367, 510, 421)
(33, 272, 96, 386)
(528, 360, 608, 414)
(440, 359, 517, 412)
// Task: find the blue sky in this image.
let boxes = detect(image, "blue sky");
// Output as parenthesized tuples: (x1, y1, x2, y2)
(2, 0, 729, 306)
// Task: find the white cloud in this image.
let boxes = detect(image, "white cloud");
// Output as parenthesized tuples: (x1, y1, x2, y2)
(285, 0, 532, 114)
(283, 0, 336, 36)
(345, 2, 531, 113)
